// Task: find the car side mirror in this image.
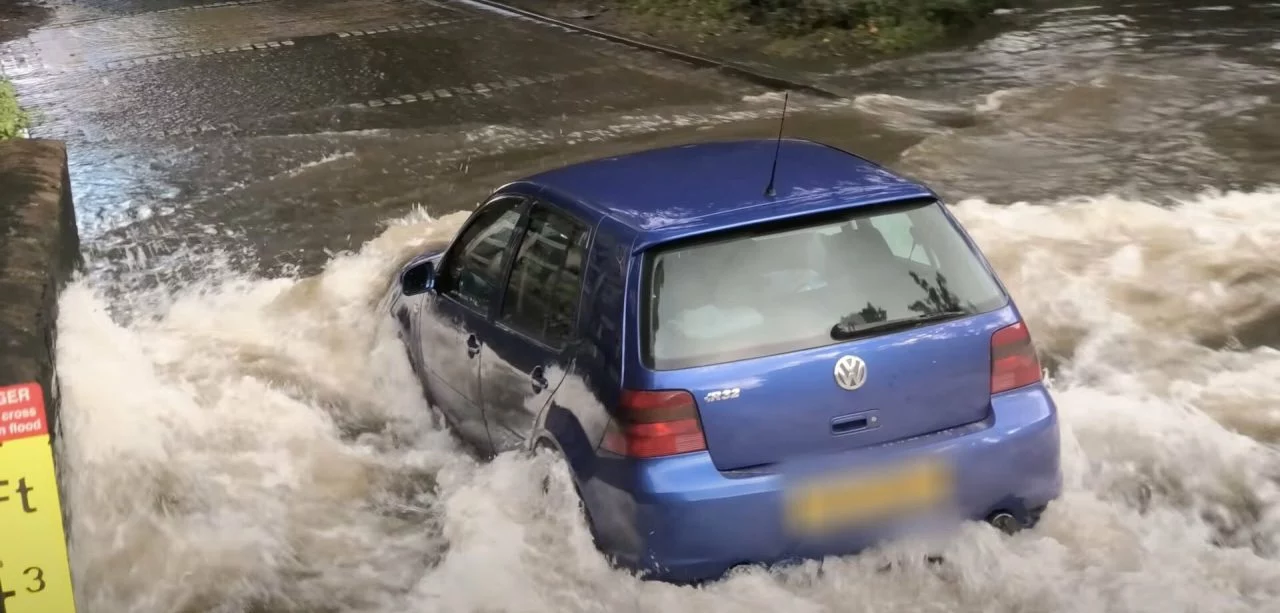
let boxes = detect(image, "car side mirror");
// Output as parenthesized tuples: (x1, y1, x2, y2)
(401, 260, 436, 296)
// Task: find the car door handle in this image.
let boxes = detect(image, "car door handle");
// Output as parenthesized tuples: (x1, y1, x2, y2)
(530, 365, 548, 393)
(466, 335, 480, 358)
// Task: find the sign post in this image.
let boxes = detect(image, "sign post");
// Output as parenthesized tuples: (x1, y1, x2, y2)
(0, 382, 77, 613)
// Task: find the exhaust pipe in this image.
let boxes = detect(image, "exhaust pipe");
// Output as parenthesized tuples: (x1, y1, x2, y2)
(988, 511, 1022, 535)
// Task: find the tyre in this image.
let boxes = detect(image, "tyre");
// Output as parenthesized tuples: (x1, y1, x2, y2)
(532, 439, 597, 541)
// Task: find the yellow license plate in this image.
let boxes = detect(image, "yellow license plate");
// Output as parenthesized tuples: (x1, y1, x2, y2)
(785, 458, 952, 534)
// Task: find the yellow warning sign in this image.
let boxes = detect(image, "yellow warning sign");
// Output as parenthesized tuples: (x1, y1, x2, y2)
(0, 382, 77, 613)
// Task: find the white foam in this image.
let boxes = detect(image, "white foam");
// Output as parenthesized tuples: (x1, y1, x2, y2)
(55, 190, 1280, 611)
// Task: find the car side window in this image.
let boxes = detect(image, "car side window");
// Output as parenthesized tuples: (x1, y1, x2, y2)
(437, 197, 525, 312)
(498, 204, 590, 348)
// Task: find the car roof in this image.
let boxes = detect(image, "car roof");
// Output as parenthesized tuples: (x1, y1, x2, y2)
(518, 138, 935, 251)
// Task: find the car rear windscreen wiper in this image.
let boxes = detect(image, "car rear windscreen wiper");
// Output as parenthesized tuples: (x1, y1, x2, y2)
(830, 309, 970, 341)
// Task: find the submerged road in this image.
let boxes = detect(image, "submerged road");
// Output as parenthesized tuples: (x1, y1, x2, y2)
(5, 0, 1278, 288)
(1, 0, 820, 289)
(17, 0, 761, 140)
(5, 1, 1280, 612)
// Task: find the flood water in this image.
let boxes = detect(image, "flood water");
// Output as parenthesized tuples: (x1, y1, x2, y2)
(12, 0, 1280, 611)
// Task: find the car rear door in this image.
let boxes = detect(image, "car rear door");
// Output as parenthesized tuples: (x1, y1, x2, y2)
(654, 308, 1016, 471)
(635, 199, 1017, 471)
(418, 194, 527, 455)
(476, 200, 590, 452)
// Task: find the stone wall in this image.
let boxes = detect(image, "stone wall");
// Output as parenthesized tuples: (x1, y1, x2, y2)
(0, 138, 82, 440)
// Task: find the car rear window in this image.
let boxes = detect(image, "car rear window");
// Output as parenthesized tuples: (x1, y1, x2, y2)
(641, 199, 1009, 370)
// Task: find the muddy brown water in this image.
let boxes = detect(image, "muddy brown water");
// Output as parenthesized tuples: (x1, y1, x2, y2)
(3, 0, 1280, 611)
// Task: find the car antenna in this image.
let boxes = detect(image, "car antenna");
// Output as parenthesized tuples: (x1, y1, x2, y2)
(764, 90, 790, 199)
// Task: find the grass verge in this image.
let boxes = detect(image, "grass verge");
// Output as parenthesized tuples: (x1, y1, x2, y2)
(1, 79, 28, 139)
(625, 0, 1013, 56)
(515, 0, 1016, 65)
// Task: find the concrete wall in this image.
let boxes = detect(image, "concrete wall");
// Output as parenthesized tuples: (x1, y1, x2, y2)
(0, 138, 82, 441)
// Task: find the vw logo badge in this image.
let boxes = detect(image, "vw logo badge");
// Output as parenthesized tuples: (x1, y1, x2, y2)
(833, 355, 867, 391)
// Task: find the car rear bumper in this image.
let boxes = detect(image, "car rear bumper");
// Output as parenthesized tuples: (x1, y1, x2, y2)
(583, 383, 1062, 584)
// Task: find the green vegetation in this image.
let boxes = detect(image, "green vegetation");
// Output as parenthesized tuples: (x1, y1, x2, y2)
(623, 0, 1012, 56)
(1, 79, 28, 139)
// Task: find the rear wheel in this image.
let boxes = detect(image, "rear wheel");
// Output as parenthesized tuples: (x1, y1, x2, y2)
(532, 439, 573, 495)
(532, 439, 597, 540)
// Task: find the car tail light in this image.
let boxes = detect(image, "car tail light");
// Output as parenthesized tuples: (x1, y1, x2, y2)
(601, 390, 706, 458)
(990, 321, 1042, 394)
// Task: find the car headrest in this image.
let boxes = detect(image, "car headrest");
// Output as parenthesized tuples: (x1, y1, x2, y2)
(841, 221, 896, 263)
(563, 244, 583, 275)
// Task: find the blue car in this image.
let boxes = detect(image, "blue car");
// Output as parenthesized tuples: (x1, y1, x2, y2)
(388, 138, 1062, 583)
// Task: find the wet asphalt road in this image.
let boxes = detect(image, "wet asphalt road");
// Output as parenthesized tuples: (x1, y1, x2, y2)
(1, 0, 808, 287)
(8, 0, 1276, 296)
(9, 3, 1280, 611)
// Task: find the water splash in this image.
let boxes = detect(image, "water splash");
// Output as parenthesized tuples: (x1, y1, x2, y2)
(55, 190, 1280, 612)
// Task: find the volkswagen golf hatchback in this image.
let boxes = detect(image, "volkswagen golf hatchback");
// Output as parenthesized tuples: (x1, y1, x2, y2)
(387, 138, 1062, 583)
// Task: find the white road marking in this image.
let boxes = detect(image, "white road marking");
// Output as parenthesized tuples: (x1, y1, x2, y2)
(334, 18, 471, 39)
(102, 38, 295, 69)
(347, 66, 625, 110)
(43, 0, 285, 28)
(98, 16, 468, 71)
